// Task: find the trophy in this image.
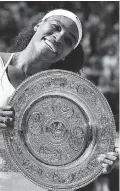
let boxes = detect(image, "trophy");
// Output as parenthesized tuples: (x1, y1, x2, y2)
(3, 70, 116, 190)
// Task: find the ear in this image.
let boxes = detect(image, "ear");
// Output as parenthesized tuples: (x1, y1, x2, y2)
(34, 22, 42, 32)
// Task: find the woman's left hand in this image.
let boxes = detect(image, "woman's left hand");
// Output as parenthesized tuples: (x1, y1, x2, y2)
(98, 147, 119, 174)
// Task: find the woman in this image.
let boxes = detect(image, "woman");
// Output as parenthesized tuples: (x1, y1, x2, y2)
(0, 9, 119, 191)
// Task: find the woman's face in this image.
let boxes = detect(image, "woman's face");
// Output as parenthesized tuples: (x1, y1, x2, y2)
(30, 15, 79, 69)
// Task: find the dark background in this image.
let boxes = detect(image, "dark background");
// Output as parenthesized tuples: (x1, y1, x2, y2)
(0, 1, 119, 191)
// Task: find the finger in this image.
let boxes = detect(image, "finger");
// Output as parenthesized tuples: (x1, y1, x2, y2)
(102, 163, 111, 174)
(115, 147, 120, 154)
(107, 152, 119, 157)
(6, 117, 14, 127)
(0, 122, 7, 130)
(97, 154, 106, 162)
(1, 105, 13, 111)
(98, 151, 119, 162)
(0, 110, 15, 117)
(98, 155, 114, 165)
(0, 116, 14, 127)
(0, 116, 5, 123)
(105, 153, 118, 161)
(102, 158, 114, 166)
(103, 168, 108, 174)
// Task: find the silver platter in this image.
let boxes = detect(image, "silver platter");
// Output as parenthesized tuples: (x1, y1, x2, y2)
(3, 69, 116, 190)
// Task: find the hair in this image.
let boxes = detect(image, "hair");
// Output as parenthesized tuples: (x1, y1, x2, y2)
(10, 13, 84, 73)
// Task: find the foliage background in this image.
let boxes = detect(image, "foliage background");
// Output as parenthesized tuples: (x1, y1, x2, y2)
(0, 1, 119, 191)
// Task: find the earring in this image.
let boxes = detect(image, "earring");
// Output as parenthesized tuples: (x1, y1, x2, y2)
(34, 26, 37, 31)
(62, 58, 65, 61)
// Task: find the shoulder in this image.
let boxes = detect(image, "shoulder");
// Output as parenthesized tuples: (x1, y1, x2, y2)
(0, 52, 12, 66)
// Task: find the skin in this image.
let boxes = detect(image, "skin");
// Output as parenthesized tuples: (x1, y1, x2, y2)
(0, 15, 119, 174)
(10, 15, 79, 82)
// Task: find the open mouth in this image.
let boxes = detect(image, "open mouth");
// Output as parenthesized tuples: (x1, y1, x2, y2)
(42, 37, 57, 53)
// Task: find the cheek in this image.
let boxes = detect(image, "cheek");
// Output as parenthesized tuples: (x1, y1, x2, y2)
(37, 23, 53, 38)
(62, 47, 72, 58)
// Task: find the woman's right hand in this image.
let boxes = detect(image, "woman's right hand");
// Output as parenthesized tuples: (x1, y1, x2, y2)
(0, 105, 15, 130)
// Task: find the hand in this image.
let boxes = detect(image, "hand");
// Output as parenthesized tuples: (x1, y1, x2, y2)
(0, 105, 15, 130)
(98, 147, 119, 174)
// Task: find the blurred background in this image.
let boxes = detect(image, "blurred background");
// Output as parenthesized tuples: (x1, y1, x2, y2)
(0, 1, 119, 191)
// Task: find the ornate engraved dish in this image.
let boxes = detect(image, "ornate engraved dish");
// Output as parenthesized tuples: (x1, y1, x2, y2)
(3, 70, 116, 190)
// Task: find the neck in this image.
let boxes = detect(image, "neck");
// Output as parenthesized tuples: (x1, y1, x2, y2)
(13, 44, 44, 77)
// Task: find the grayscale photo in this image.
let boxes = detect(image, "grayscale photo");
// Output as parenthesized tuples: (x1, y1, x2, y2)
(0, 1, 119, 191)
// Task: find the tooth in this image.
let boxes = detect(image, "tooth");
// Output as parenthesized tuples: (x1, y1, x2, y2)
(45, 39, 56, 52)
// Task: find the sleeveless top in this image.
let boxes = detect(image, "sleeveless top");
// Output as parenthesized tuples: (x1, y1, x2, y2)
(0, 54, 47, 191)
(0, 53, 15, 107)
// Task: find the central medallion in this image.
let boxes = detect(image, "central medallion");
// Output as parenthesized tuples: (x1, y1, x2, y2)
(22, 95, 90, 166)
(45, 118, 69, 144)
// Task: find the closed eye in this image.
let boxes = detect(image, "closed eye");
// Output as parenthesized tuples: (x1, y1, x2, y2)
(64, 37, 72, 47)
(52, 24, 61, 32)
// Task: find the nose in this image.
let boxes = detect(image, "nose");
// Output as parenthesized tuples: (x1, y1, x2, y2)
(52, 31, 65, 45)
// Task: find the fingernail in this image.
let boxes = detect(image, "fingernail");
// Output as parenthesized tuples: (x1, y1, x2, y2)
(98, 154, 106, 159)
(97, 157, 101, 161)
(115, 148, 119, 153)
(103, 168, 107, 174)
(107, 152, 114, 155)
(100, 154, 106, 157)
(102, 163, 106, 167)
(97, 156, 104, 162)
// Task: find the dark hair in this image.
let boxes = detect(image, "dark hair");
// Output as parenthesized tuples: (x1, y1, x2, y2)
(10, 14, 84, 73)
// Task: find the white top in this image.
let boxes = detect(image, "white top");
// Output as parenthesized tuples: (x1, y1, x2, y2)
(0, 53, 15, 107)
(0, 54, 47, 191)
